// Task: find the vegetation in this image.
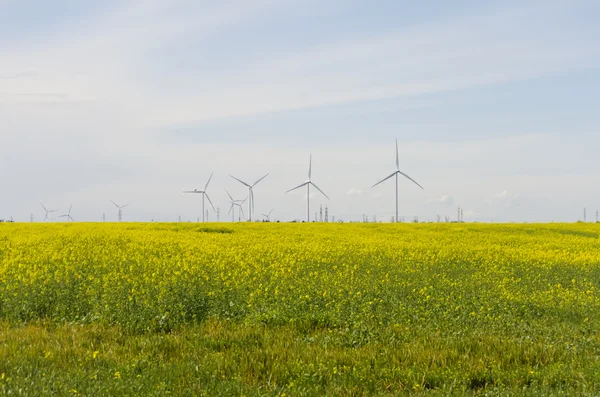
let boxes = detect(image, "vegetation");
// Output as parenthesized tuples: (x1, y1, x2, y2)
(1, 222, 599, 395)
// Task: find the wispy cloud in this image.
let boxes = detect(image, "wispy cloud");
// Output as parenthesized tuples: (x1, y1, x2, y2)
(429, 194, 454, 206)
(346, 188, 363, 196)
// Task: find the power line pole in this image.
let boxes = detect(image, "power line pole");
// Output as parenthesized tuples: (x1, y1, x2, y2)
(30, 214, 34, 223)
(325, 205, 329, 222)
(319, 205, 323, 222)
(584, 208, 587, 222)
(217, 207, 220, 222)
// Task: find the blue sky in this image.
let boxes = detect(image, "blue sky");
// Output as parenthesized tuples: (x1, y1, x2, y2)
(1, 0, 599, 222)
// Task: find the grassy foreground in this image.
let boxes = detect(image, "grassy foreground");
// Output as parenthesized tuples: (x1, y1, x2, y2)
(1, 223, 600, 395)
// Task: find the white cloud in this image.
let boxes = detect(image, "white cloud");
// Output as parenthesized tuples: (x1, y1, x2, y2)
(346, 188, 363, 196)
(429, 194, 454, 206)
(488, 191, 522, 207)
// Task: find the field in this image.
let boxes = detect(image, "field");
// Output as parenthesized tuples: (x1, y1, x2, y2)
(1, 223, 600, 395)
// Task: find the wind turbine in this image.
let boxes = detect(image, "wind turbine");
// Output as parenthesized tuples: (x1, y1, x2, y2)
(372, 139, 424, 223)
(40, 203, 57, 222)
(262, 209, 274, 222)
(226, 190, 247, 223)
(111, 201, 129, 222)
(286, 154, 329, 222)
(183, 173, 215, 222)
(229, 174, 269, 221)
(59, 205, 74, 222)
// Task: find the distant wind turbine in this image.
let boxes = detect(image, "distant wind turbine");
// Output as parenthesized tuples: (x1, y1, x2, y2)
(59, 205, 74, 222)
(40, 203, 57, 222)
(372, 139, 424, 223)
(286, 154, 329, 222)
(234, 198, 247, 222)
(230, 174, 269, 221)
(183, 173, 215, 222)
(111, 201, 129, 222)
(262, 209, 274, 222)
(226, 190, 247, 223)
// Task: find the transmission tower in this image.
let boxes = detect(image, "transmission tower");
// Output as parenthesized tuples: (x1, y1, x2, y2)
(217, 207, 220, 222)
(325, 206, 329, 222)
(584, 208, 587, 222)
(30, 214, 34, 223)
(319, 205, 323, 222)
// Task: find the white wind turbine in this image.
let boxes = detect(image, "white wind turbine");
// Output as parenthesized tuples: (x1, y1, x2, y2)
(286, 154, 329, 222)
(229, 174, 269, 221)
(41, 203, 57, 222)
(183, 173, 215, 222)
(59, 205, 74, 222)
(234, 197, 248, 222)
(111, 201, 129, 222)
(372, 139, 424, 223)
(262, 209, 274, 222)
(225, 190, 247, 223)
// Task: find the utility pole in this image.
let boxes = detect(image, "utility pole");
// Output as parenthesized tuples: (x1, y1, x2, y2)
(178, 215, 181, 223)
(461, 208, 464, 222)
(584, 208, 587, 222)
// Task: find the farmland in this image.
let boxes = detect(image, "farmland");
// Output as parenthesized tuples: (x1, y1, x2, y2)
(1, 223, 600, 395)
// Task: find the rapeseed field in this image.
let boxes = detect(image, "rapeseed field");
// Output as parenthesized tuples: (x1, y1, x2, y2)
(1, 223, 599, 395)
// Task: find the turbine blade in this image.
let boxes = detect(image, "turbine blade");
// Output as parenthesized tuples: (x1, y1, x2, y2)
(252, 173, 269, 187)
(239, 206, 245, 217)
(69, 215, 74, 222)
(251, 189, 255, 211)
(204, 172, 213, 191)
(372, 171, 397, 188)
(204, 193, 216, 212)
(228, 203, 234, 215)
(395, 138, 399, 170)
(230, 175, 251, 188)
(121, 204, 130, 208)
(68, 205, 72, 214)
(308, 154, 312, 180)
(310, 182, 330, 200)
(240, 196, 248, 205)
(225, 190, 233, 201)
(41, 203, 48, 212)
(111, 200, 119, 208)
(286, 181, 309, 193)
(399, 171, 424, 190)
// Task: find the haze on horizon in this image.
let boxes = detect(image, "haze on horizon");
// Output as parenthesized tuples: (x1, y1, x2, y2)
(1, 0, 599, 223)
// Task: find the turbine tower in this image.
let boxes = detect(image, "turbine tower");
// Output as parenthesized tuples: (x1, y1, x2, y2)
(183, 173, 215, 222)
(230, 174, 269, 221)
(372, 139, 424, 223)
(59, 205, 74, 222)
(40, 204, 57, 222)
(111, 201, 129, 222)
(286, 154, 330, 222)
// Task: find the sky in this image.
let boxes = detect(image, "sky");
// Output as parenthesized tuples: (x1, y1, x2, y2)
(1, 0, 599, 223)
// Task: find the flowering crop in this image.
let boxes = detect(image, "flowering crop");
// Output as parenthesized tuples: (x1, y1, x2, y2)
(1, 222, 599, 394)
